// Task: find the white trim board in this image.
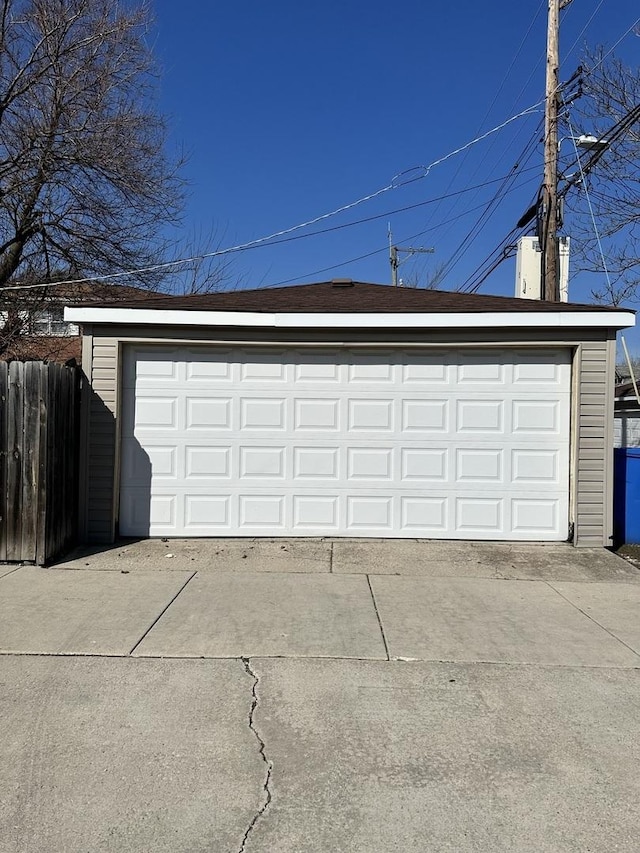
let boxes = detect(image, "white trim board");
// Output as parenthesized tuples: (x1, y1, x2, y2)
(65, 307, 635, 330)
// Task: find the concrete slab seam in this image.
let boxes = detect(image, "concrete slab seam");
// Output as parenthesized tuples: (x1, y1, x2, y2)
(366, 575, 390, 661)
(0, 565, 27, 581)
(127, 571, 197, 655)
(545, 581, 640, 661)
(329, 541, 334, 573)
(238, 657, 273, 853)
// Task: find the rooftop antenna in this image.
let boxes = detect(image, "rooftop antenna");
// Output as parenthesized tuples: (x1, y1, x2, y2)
(388, 223, 435, 287)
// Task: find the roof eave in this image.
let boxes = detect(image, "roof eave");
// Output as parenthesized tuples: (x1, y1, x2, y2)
(65, 306, 636, 330)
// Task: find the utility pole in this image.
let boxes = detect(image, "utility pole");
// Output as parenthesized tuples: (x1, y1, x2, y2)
(388, 225, 434, 287)
(541, 0, 573, 301)
(541, 0, 560, 301)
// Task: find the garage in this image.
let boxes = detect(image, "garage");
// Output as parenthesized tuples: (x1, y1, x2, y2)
(119, 345, 571, 540)
(66, 280, 634, 546)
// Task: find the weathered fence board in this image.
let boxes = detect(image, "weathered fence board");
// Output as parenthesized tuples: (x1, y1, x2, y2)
(0, 360, 80, 565)
(6, 362, 23, 561)
(0, 364, 7, 562)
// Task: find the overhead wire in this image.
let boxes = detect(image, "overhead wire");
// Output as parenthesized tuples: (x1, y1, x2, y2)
(420, 0, 546, 232)
(562, 0, 607, 62)
(6, 10, 636, 297)
(586, 17, 640, 74)
(454, 11, 640, 297)
(263, 172, 541, 289)
(434, 118, 544, 284)
(2, 102, 544, 292)
(566, 113, 612, 289)
(460, 97, 640, 295)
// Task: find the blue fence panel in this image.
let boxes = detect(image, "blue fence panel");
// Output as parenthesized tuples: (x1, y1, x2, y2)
(613, 448, 640, 546)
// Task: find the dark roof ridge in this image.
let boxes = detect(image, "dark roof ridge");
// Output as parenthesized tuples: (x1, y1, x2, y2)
(74, 280, 632, 314)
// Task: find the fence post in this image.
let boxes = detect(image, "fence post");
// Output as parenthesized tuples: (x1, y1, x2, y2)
(35, 363, 49, 566)
(6, 362, 23, 562)
(0, 362, 7, 562)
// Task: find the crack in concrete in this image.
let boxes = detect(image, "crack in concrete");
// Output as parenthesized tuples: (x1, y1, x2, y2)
(239, 657, 273, 853)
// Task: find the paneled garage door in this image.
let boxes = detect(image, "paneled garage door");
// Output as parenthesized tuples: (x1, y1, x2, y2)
(119, 346, 571, 540)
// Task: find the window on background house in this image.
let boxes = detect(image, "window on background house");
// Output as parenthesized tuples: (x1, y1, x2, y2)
(31, 305, 69, 336)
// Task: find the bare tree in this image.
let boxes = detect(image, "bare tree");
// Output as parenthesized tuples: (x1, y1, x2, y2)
(0, 0, 220, 352)
(563, 46, 640, 305)
(402, 261, 447, 290)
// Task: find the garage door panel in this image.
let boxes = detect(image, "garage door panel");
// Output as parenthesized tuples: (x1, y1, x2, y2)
(186, 446, 231, 478)
(239, 495, 286, 529)
(134, 397, 178, 430)
(512, 499, 559, 534)
(455, 448, 503, 483)
(120, 346, 571, 540)
(401, 448, 448, 482)
(347, 448, 393, 481)
(121, 440, 568, 496)
(348, 399, 394, 432)
(185, 350, 233, 382)
(240, 352, 288, 383)
(294, 398, 340, 430)
(292, 446, 340, 480)
(122, 348, 180, 389)
(512, 449, 561, 484)
(457, 353, 507, 384)
(455, 497, 503, 533)
(456, 400, 504, 433)
(348, 357, 394, 383)
(401, 353, 450, 384)
(184, 494, 230, 528)
(401, 496, 449, 532)
(401, 399, 449, 432)
(120, 488, 569, 540)
(239, 446, 286, 479)
(294, 359, 340, 383)
(240, 397, 287, 430)
(293, 495, 340, 529)
(512, 348, 572, 386)
(186, 397, 232, 430)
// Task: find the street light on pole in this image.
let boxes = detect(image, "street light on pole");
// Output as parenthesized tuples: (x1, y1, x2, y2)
(559, 134, 610, 152)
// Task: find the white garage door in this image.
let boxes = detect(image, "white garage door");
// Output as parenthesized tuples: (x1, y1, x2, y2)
(119, 346, 571, 540)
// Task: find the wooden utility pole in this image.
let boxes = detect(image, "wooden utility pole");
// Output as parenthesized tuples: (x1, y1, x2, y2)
(541, 0, 574, 301)
(542, 0, 560, 301)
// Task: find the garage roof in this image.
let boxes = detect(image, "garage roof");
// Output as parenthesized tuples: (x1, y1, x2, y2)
(65, 280, 635, 329)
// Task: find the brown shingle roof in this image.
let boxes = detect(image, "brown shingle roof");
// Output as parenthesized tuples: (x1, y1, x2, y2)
(89, 281, 627, 314)
(48, 281, 154, 302)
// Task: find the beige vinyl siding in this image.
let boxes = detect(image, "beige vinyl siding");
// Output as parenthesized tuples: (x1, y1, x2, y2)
(84, 335, 119, 541)
(81, 324, 615, 546)
(574, 337, 613, 547)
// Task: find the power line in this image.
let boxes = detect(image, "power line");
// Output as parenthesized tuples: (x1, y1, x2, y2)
(562, 0, 607, 62)
(421, 0, 546, 233)
(1, 102, 544, 293)
(263, 173, 540, 289)
(586, 17, 640, 74)
(435, 121, 544, 284)
(457, 29, 640, 301)
(567, 113, 612, 289)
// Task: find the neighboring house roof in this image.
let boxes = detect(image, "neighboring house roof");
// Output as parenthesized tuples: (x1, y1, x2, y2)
(85, 280, 630, 314)
(0, 335, 81, 363)
(616, 382, 640, 400)
(42, 281, 156, 303)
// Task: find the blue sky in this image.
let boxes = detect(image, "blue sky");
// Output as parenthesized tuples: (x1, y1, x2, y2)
(152, 1, 639, 346)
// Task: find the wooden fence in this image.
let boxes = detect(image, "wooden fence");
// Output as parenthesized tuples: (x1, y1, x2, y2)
(0, 360, 81, 565)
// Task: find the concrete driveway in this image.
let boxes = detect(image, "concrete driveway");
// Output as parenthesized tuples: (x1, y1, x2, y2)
(1, 539, 639, 852)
